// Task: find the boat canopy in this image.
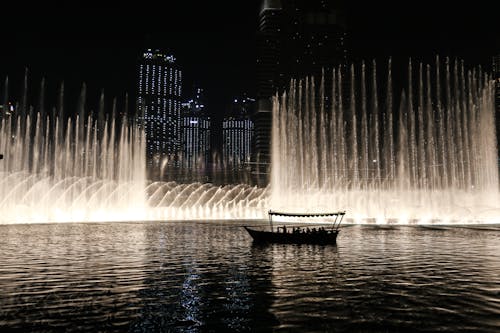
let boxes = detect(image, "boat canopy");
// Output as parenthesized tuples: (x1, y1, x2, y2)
(268, 210, 345, 217)
(267, 210, 346, 232)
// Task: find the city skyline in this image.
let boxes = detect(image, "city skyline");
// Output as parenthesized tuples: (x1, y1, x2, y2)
(1, 0, 498, 120)
(0, 4, 499, 330)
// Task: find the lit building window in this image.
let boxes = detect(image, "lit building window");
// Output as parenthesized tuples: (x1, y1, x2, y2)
(137, 48, 183, 174)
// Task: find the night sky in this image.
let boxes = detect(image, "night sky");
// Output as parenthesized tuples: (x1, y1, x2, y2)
(0, 0, 498, 117)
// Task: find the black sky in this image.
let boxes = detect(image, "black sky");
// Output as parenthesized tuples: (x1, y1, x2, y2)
(1, 0, 498, 117)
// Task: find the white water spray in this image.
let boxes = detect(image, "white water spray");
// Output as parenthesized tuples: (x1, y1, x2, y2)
(270, 58, 499, 224)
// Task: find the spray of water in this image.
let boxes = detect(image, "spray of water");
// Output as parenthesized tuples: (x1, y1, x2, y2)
(270, 58, 499, 224)
(1, 57, 498, 224)
(0, 74, 268, 223)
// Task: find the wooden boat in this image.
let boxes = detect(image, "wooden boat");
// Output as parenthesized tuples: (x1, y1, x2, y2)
(244, 210, 346, 245)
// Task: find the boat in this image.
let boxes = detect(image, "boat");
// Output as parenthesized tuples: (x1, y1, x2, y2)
(244, 210, 346, 245)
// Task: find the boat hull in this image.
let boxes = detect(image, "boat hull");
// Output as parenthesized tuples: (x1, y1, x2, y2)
(243, 227, 338, 245)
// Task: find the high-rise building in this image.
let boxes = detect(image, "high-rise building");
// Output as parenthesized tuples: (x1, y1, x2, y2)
(280, 0, 347, 82)
(223, 95, 255, 169)
(254, 0, 284, 184)
(254, 0, 348, 185)
(180, 87, 211, 171)
(137, 49, 182, 179)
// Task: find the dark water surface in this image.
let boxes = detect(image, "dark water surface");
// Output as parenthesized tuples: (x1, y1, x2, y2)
(1, 221, 499, 332)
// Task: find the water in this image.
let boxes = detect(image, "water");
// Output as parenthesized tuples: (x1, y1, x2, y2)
(271, 57, 499, 223)
(0, 75, 268, 223)
(2, 58, 499, 224)
(0, 221, 499, 332)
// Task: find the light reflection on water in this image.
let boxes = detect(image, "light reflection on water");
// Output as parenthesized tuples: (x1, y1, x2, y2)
(0, 221, 499, 332)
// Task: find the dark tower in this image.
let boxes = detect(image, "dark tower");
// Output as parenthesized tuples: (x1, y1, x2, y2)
(254, 0, 348, 186)
(281, 0, 347, 83)
(254, 0, 284, 186)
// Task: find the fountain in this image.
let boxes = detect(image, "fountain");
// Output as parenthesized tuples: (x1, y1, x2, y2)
(0, 73, 268, 223)
(0, 73, 149, 223)
(1, 57, 498, 224)
(270, 57, 500, 224)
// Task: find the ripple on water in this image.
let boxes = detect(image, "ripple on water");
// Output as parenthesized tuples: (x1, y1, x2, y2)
(0, 222, 499, 332)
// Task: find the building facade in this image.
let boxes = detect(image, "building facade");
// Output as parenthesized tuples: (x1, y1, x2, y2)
(223, 95, 255, 169)
(180, 87, 211, 171)
(137, 49, 182, 179)
(255, 0, 284, 184)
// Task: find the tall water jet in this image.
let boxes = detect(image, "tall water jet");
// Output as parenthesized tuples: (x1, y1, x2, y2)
(271, 58, 499, 224)
(0, 79, 147, 223)
(0, 76, 269, 223)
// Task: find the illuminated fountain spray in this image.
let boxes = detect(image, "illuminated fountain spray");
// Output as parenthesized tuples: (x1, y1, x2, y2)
(271, 58, 499, 223)
(0, 77, 148, 223)
(0, 74, 268, 223)
(2, 57, 496, 224)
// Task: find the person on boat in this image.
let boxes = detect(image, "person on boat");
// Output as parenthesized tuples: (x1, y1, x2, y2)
(283, 225, 287, 233)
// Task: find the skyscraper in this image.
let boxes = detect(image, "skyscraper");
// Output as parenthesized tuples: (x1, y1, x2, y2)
(280, 0, 347, 82)
(254, 0, 284, 184)
(255, 0, 348, 185)
(223, 95, 255, 170)
(180, 87, 211, 172)
(137, 49, 182, 179)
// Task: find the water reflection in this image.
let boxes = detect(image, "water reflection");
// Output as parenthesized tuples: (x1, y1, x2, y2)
(0, 222, 499, 332)
(131, 224, 278, 332)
